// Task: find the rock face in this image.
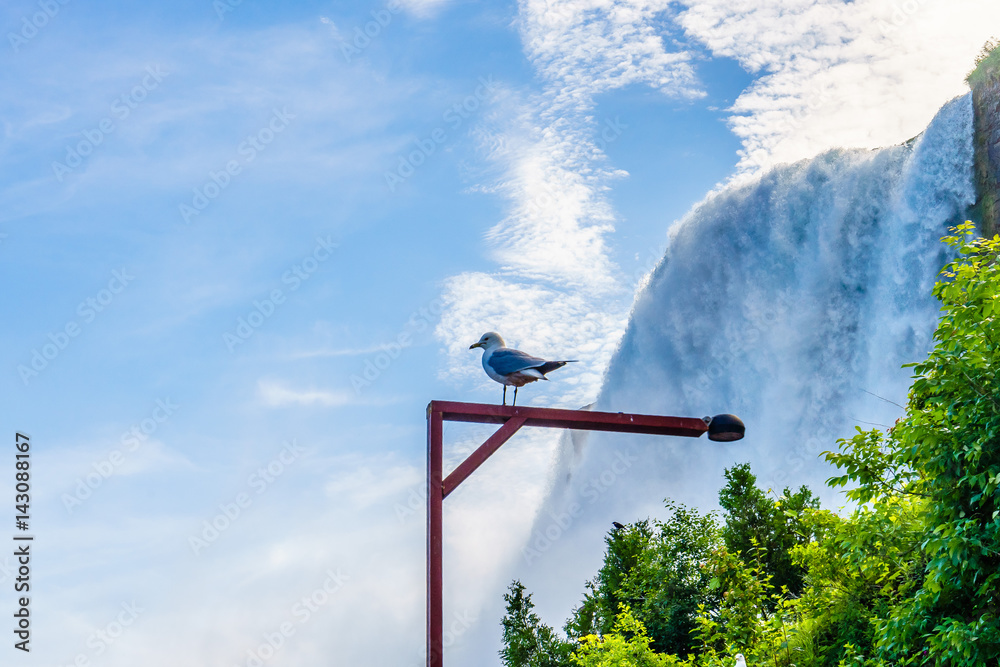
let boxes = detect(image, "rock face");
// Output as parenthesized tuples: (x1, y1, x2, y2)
(971, 50, 1000, 236)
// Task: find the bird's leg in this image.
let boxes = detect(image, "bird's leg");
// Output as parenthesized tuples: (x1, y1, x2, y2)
(502, 386, 507, 406)
(513, 386, 518, 407)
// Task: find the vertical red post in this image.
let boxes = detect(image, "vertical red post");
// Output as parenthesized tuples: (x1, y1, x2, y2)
(427, 406, 444, 667)
(424, 401, 727, 665)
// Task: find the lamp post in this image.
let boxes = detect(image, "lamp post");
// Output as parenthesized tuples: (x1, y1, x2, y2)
(426, 400, 744, 667)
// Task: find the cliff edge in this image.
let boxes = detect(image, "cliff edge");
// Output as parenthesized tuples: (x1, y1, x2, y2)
(970, 42, 1000, 236)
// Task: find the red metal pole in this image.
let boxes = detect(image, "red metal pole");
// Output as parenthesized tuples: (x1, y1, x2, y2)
(427, 406, 443, 667)
(430, 401, 709, 437)
(426, 400, 727, 666)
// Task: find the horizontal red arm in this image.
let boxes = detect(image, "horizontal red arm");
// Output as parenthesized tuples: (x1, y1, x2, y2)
(428, 400, 709, 438)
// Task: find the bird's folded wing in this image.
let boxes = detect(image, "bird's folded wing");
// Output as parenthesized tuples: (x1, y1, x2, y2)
(487, 349, 549, 375)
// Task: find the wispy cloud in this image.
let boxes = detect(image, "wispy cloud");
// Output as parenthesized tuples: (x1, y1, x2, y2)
(397, 0, 454, 18)
(519, 0, 702, 110)
(285, 343, 403, 360)
(257, 380, 358, 407)
(437, 0, 703, 406)
(323, 456, 423, 509)
(256, 379, 406, 408)
(0, 23, 411, 225)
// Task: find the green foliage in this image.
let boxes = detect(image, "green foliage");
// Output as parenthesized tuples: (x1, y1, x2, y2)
(719, 463, 818, 597)
(565, 581, 602, 642)
(976, 38, 999, 66)
(823, 224, 1000, 665)
(572, 607, 686, 667)
(501, 580, 574, 667)
(562, 509, 723, 657)
(590, 520, 656, 638)
(787, 498, 924, 666)
(500, 224, 1000, 667)
(691, 546, 786, 665)
(877, 225, 1000, 664)
(968, 38, 1000, 84)
(623, 504, 722, 656)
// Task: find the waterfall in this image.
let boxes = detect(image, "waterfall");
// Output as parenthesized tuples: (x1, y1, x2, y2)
(511, 93, 976, 623)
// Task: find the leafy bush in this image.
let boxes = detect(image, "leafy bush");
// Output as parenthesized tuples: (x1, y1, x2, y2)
(499, 225, 1000, 667)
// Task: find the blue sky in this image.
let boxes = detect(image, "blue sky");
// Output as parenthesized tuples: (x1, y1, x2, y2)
(2, 0, 999, 665)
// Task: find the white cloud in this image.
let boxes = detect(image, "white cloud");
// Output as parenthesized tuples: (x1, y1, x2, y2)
(285, 343, 398, 359)
(518, 0, 702, 109)
(29, 448, 431, 667)
(323, 456, 423, 509)
(257, 379, 357, 407)
(0, 23, 410, 225)
(35, 438, 196, 509)
(396, 0, 454, 17)
(677, 0, 1000, 176)
(115, 439, 197, 475)
(474, 90, 624, 291)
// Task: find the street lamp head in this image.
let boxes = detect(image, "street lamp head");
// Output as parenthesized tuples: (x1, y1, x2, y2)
(705, 414, 745, 442)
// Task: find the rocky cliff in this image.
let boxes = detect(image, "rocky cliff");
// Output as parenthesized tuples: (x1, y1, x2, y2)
(971, 46, 1000, 236)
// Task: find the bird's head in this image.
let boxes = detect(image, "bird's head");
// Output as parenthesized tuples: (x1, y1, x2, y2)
(470, 332, 505, 350)
(734, 653, 747, 667)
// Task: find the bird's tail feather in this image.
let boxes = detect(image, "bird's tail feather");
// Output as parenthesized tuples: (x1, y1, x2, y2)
(537, 360, 576, 375)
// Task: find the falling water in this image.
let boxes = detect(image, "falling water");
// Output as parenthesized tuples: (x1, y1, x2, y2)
(504, 93, 976, 630)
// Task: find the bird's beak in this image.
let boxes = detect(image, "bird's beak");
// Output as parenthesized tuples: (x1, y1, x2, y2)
(469, 342, 483, 349)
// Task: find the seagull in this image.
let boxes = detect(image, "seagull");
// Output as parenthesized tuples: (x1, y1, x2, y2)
(469, 332, 576, 406)
(734, 654, 747, 667)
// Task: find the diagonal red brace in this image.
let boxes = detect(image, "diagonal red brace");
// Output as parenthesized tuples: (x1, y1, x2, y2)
(426, 400, 716, 667)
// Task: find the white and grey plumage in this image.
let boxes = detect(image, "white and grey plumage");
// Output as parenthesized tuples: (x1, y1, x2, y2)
(734, 653, 747, 667)
(469, 332, 576, 406)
